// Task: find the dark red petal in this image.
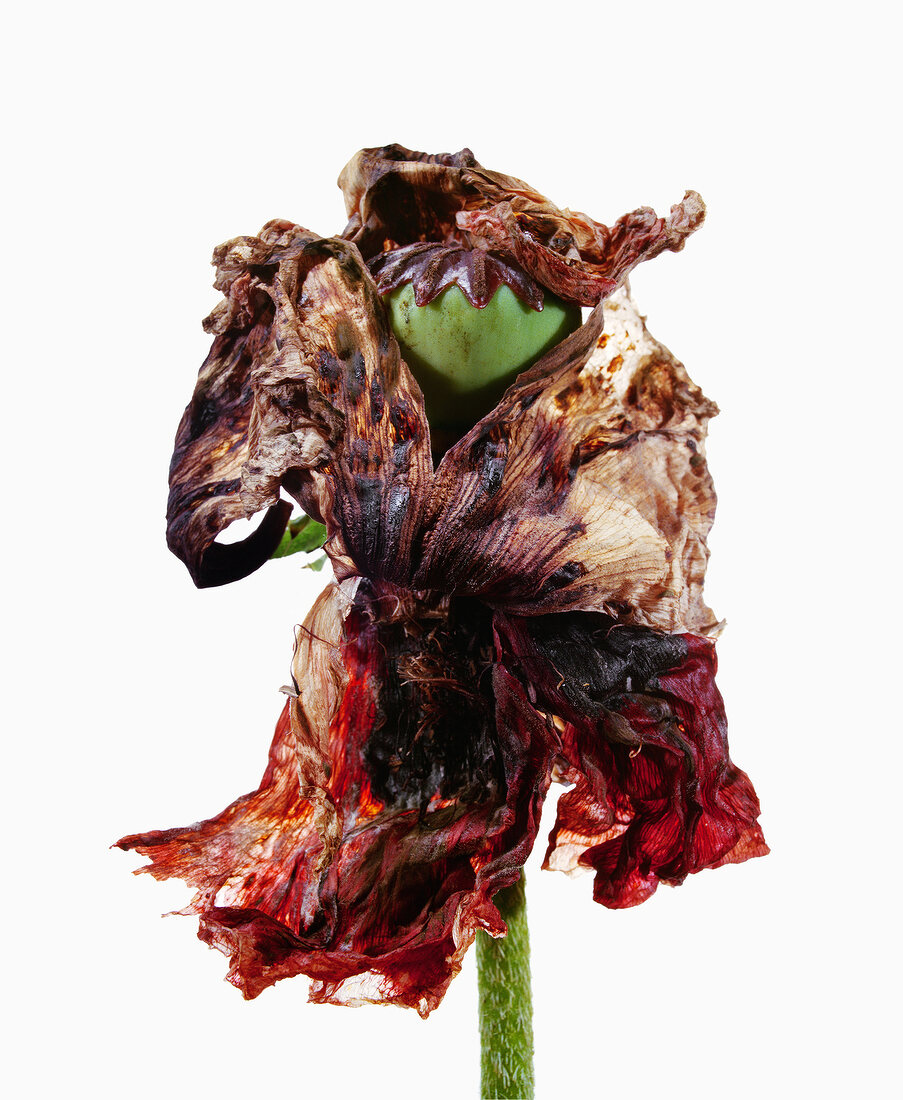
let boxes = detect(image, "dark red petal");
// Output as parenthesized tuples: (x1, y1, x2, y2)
(495, 612, 767, 908)
(117, 583, 557, 1013)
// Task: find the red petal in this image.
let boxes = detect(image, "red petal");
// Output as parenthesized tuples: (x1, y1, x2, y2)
(118, 583, 557, 1013)
(495, 612, 767, 908)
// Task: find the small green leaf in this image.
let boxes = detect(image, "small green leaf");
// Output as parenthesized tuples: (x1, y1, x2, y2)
(306, 553, 327, 572)
(271, 514, 328, 559)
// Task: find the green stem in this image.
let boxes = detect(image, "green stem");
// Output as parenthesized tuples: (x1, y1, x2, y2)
(476, 873, 535, 1099)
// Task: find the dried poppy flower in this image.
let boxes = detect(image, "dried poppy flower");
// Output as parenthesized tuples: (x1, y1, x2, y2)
(117, 145, 767, 1017)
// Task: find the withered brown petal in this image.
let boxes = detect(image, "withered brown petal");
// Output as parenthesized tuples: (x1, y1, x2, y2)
(338, 144, 484, 258)
(118, 582, 558, 1014)
(337, 144, 558, 262)
(338, 144, 704, 306)
(414, 287, 719, 634)
(167, 220, 318, 587)
(167, 221, 432, 588)
(242, 237, 433, 584)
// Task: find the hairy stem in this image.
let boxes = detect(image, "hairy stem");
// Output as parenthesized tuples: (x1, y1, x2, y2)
(476, 874, 535, 1099)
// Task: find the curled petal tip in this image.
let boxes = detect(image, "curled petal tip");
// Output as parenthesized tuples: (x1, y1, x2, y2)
(666, 190, 707, 248)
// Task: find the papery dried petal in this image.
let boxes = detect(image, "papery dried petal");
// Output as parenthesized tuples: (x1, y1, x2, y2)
(494, 612, 768, 907)
(338, 144, 531, 259)
(167, 220, 317, 586)
(242, 237, 433, 584)
(457, 192, 705, 306)
(118, 582, 558, 1014)
(338, 144, 704, 306)
(117, 582, 351, 990)
(167, 224, 433, 588)
(415, 287, 719, 634)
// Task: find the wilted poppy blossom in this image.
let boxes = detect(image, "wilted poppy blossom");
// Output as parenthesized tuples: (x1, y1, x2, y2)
(118, 146, 767, 1017)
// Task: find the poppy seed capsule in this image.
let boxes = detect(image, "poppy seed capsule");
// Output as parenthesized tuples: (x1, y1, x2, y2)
(369, 242, 582, 430)
(385, 282, 581, 428)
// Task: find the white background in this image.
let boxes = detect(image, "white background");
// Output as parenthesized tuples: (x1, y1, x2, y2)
(5, 2, 900, 1097)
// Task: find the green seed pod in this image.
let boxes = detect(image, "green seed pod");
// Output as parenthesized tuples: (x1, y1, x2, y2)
(386, 282, 582, 430)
